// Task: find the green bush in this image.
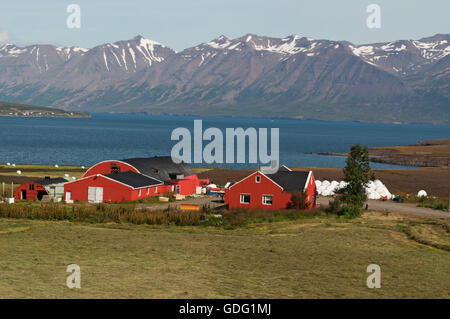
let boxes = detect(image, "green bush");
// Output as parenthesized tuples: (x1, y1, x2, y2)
(288, 192, 310, 210)
(326, 198, 343, 216)
(341, 205, 362, 219)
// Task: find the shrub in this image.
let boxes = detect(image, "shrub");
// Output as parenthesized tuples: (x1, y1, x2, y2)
(326, 198, 343, 216)
(288, 192, 309, 210)
(341, 205, 362, 219)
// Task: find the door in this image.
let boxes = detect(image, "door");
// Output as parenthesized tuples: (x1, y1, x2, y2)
(88, 187, 103, 203)
(21, 190, 27, 200)
(175, 185, 181, 194)
(65, 191, 72, 201)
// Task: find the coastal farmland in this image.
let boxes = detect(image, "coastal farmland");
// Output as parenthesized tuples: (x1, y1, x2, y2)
(0, 212, 449, 298)
(1, 164, 449, 198)
(0, 164, 86, 181)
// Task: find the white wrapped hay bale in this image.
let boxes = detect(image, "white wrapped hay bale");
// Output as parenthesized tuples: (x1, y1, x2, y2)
(417, 190, 427, 197)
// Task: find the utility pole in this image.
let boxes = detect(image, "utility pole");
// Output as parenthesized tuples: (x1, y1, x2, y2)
(11, 182, 13, 198)
(2, 182, 4, 197)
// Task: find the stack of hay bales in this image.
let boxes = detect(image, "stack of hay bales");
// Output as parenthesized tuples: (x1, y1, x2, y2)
(364, 180, 393, 200)
(315, 180, 348, 196)
(315, 179, 393, 200)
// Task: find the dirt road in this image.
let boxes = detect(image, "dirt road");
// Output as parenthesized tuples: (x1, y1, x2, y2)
(317, 197, 450, 219)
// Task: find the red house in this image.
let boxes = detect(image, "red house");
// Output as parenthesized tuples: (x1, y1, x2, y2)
(224, 166, 316, 210)
(65, 156, 206, 203)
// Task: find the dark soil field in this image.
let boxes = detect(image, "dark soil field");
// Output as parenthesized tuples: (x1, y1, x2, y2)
(321, 139, 450, 167)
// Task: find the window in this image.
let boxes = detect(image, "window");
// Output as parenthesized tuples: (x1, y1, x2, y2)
(147, 188, 150, 195)
(255, 175, 261, 183)
(29, 184, 35, 191)
(155, 186, 158, 193)
(262, 195, 273, 205)
(240, 194, 251, 204)
(138, 189, 142, 197)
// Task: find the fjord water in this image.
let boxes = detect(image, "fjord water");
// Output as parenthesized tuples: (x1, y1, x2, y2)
(0, 113, 449, 169)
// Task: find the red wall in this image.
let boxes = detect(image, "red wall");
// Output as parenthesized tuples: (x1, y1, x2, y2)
(173, 176, 198, 195)
(225, 172, 292, 210)
(83, 161, 138, 178)
(65, 175, 132, 202)
(305, 173, 317, 208)
(14, 182, 48, 201)
(225, 171, 316, 210)
(64, 175, 161, 203)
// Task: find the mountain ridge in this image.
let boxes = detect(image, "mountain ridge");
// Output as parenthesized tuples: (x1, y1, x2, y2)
(0, 33, 448, 124)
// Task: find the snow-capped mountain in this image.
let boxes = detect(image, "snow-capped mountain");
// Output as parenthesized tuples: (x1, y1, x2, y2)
(0, 34, 448, 124)
(0, 43, 87, 82)
(348, 34, 450, 74)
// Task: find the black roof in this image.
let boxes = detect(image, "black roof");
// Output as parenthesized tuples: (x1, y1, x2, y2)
(265, 170, 310, 192)
(36, 177, 68, 186)
(103, 171, 163, 189)
(121, 156, 194, 181)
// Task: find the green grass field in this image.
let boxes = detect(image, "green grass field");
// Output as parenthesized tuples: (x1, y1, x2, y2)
(0, 212, 449, 298)
(0, 164, 87, 182)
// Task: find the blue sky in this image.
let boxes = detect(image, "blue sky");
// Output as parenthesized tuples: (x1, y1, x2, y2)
(0, 0, 449, 50)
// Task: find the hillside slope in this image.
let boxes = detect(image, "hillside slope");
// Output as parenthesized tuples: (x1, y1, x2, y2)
(0, 34, 448, 124)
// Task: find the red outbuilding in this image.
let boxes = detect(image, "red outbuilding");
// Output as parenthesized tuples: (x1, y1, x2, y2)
(65, 156, 205, 203)
(14, 177, 68, 201)
(224, 166, 316, 210)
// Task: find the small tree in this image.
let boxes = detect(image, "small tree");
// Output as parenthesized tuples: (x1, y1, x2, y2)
(341, 144, 373, 217)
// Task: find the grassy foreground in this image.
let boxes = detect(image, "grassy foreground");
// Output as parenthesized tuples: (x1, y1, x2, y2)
(0, 212, 449, 298)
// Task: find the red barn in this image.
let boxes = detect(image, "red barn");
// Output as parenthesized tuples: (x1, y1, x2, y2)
(64, 171, 164, 203)
(14, 177, 68, 201)
(225, 166, 316, 210)
(65, 156, 205, 203)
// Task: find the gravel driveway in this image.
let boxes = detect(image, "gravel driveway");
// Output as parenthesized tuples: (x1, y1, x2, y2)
(317, 197, 450, 219)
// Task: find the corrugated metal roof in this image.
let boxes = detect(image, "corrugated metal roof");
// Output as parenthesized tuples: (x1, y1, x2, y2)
(265, 171, 309, 192)
(103, 171, 163, 188)
(36, 177, 68, 186)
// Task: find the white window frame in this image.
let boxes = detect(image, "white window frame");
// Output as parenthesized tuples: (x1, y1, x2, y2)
(138, 189, 141, 197)
(262, 194, 273, 205)
(147, 188, 150, 195)
(255, 175, 261, 183)
(240, 193, 251, 204)
(154, 186, 158, 193)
